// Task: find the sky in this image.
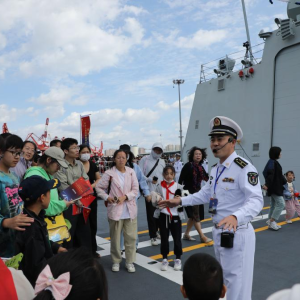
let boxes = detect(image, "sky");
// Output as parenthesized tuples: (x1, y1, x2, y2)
(0, 0, 287, 151)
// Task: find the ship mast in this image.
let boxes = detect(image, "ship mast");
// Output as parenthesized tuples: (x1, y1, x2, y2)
(241, 0, 254, 63)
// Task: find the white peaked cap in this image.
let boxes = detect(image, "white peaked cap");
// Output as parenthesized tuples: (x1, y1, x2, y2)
(208, 116, 243, 140)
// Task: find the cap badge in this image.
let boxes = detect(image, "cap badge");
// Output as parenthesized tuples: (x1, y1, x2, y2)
(214, 117, 221, 127)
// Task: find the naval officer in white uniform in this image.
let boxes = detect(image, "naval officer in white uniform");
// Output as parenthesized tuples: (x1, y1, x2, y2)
(159, 116, 264, 300)
(174, 153, 183, 182)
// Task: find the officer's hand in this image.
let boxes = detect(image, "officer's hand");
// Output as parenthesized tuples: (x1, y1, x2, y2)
(158, 196, 181, 208)
(145, 195, 152, 202)
(218, 215, 238, 232)
(262, 185, 268, 190)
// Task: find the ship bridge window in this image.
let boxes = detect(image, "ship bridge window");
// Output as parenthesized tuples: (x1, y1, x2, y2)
(195, 120, 199, 129)
(253, 143, 259, 151)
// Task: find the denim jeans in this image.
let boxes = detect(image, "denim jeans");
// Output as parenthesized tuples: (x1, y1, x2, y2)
(268, 194, 285, 221)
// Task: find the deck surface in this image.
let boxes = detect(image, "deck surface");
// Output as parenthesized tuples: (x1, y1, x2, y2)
(95, 197, 300, 300)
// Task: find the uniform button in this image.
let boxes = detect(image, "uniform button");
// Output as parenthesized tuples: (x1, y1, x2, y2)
(226, 187, 228, 190)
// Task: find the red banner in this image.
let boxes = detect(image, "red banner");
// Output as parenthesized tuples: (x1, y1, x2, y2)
(81, 115, 90, 145)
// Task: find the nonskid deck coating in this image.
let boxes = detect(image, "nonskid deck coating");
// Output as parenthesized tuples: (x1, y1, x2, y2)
(96, 197, 300, 300)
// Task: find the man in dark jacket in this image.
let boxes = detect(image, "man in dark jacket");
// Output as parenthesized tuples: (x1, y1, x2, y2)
(15, 176, 67, 285)
(263, 146, 287, 231)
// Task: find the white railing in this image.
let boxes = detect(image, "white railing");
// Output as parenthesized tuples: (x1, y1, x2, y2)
(200, 42, 265, 83)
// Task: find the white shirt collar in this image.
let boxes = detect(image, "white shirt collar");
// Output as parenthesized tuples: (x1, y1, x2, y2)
(217, 151, 237, 169)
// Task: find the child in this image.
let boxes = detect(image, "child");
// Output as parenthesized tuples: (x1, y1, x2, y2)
(181, 253, 226, 300)
(0, 134, 34, 258)
(283, 171, 300, 223)
(155, 165, 183, 271)
(15, 175, 67, 286)
(34, 248, 108, 300)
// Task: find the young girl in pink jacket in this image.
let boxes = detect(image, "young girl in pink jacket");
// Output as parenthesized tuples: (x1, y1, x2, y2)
(96, 149, 139, 273)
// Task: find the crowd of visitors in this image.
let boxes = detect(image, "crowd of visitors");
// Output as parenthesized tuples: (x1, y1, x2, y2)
(0, 129, 299, 300)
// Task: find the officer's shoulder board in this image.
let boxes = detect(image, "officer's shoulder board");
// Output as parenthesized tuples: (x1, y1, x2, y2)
(211, 163, 217, 168)
(234, 157, 248, 169)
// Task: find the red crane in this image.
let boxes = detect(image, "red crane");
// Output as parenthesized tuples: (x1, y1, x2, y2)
(25, 118, 50, 152)
(90, 141, 103, 157)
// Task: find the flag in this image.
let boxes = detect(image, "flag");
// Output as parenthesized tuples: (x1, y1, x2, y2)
(83, 207, 91, 223)
(81, 194, 96, 207)
(81, 115, 91, 145)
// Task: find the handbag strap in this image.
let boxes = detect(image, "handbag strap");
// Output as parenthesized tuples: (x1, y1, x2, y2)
(146, 159, 159, 178)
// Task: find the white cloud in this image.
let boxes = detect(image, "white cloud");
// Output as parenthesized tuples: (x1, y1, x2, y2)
(0, 0, 146, 78)
(157, 29, 228, 49)
(156, 93, 195, 110)
(29, 83, 88, 118)
(0, 104, 18, 122)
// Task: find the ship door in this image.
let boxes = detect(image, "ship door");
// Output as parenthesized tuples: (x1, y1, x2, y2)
(272, 44, 300, 176)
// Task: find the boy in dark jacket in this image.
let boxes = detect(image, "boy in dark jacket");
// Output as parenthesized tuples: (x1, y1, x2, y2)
(15, 175, 67, 286)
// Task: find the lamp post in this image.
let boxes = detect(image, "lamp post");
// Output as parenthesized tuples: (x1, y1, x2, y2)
(173, 79, 184, 156)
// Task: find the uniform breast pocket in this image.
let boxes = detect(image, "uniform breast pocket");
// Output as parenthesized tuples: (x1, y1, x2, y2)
(219, 183, 239, 203)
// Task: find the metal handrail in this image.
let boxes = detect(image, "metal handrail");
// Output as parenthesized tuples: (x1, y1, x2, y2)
(200, 43, 265, 83)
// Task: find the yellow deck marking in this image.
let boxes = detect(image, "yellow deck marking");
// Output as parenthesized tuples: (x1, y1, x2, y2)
(103, 205, 272, 240)
(149, 217, 300, 260)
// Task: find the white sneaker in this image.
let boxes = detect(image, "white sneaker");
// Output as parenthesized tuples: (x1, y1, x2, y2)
(112, 263, 120, 272)
(286, 219, 293, 224)
(269, 221, 280, 231)
(156, 232, 161, 239)
(126, 263, 136, 273)
(161, 259, 168, 271)
(267, 219, 281, 228)
(174, 259, 181, 271)
(151, 238, 159, 246)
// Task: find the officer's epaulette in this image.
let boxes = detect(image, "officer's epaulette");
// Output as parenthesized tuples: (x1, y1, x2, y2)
(234, 157, 248, 169)
(211, 163, 217, 168)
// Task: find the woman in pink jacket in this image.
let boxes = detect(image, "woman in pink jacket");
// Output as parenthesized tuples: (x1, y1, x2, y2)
(96, 149, 139, 273)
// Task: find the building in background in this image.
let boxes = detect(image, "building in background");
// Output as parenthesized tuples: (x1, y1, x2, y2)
(131, 145, 139, 157)
(175, 145, 180, 151)
(104, 149, 116, 156)
(138, 147, 146, 154)
(165, 144, 174, 151)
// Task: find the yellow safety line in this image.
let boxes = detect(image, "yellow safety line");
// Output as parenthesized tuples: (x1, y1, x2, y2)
(149, 217, 300, 260)
(103, 205, 272, 240)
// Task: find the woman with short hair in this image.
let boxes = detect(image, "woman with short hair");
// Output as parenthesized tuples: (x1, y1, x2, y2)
(96, 149, 139, 273)
(179, 147, 212, 243)
(263, 146, 286, 231)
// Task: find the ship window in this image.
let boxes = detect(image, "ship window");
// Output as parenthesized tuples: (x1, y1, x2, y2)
(218, 79, 225, 91)
(253, 143, 259, 151)
(195, 120, 199, 129)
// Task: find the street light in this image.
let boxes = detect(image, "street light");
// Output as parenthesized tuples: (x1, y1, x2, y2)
(173, 79, 184, 156)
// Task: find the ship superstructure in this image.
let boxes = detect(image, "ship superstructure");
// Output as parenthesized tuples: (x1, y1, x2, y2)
(183, 1, 300, 179)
